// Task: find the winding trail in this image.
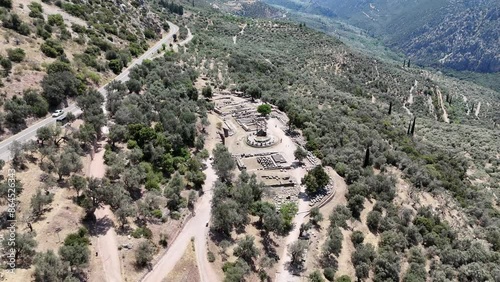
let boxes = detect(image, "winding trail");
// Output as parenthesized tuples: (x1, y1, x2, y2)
(436, 88, 450, 123)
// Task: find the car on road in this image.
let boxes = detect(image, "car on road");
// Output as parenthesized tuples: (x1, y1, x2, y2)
(52, 110, 64, 117)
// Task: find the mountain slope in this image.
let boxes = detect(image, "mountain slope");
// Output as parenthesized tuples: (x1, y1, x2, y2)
(265, 0, 500, 73)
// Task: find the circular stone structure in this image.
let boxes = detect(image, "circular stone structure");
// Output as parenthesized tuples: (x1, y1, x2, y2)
(246, 132, 278, 147)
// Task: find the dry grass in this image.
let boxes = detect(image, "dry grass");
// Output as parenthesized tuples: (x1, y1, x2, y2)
(164, 240, 200, 282)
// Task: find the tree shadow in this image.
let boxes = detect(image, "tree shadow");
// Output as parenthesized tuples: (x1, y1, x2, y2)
(260, 232, 279, 260)
(285, 261, 306, 277)
(298, 191, 309, 201)
(116, 225, 133, 236)
(209, 230, 234, 245)
(88, 215, 114, 236)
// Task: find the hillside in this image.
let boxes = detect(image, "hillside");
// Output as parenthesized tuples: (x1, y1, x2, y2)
(0, 0, 169, 134)
(0, 0, 499, 281)
(264, 0, 500, 73)
(174, 3, 500, 280)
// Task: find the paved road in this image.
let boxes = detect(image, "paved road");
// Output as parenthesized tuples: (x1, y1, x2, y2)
(142, 159, 219, 282)
(0, 21, 180, 162)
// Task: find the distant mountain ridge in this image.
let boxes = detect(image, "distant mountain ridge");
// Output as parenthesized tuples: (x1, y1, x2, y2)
(265, 0, 500, 73)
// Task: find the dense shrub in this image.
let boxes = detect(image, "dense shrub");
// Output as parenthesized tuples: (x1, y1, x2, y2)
(41, 39, 64, 58)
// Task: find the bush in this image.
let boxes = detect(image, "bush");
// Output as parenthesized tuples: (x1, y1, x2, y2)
(324, 267, 335, 281)
(41, 39, 64, 58)
(28, 2, 43, 18)
(47, 14, 64, 26)
(309, 270, 325, 282)
(151, 209, 162, 219)
(335, 275, 351, 282)
(131, 227, 153, 239)
(108, 59, 123, 74)
(135, 240, 155, 268)
(159, 233, 168, 247)
(207, 251, 215, 262)
(0, 0, 12, 9)
(0, 57, 12, 75)
(367, 210, 382, 233)
(7, 48, 26, 63)
(351, 230, 365, 246)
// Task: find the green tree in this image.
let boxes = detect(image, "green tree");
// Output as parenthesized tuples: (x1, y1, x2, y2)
(2, 232, 37, 267)
(108, 124, 128, 147)
(280, 202, 298, 232)
(348, 194, 365, 219)
(42, 71, 81, 107)
(309, 270, 325, 282)
(36, 125, 62, 147)
(135, 240, 156, 268)
(56, 148, 83, 180)
(202, 85, 213, 98)
(351, 230, 365, 246)
(186, 86, 198, 101)
(257, 104, 272, 117)
(4, 96, 31, 131)
(303, 165, 330, 195)
(247, 86, 262, 101)
(126, 78, 142, 93)
(288, 240, 308, 267)
(212, 144, 235, 183)
(234, 235, 260, 264)
(164, 171, 185, 212)
(309, 206, 323, 226)
(30, 189, 54, 218)
(70, 174, 87, 196)
(294, 146, 308, 163)
(34, 251, 73, 282)
(23, 89, 49, 118)
(367, 210, 382, 233)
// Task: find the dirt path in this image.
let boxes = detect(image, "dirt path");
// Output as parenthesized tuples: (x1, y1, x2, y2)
(462, 94, 471, 115)
(402, 80, 418, 116)
(336, 229, 356, 278)
(142, 160, 219, 282)
(436, 88, 450, 123)
(232, 23, 247, 45)
(88, 147, 123, 282)
(475, 102, 481, 117)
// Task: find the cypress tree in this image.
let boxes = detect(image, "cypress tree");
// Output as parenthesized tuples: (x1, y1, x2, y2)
(363, 145, 371, 168)
(411, 117, 416, 136)
(388, 102, 392, 115)
(408, 59, 411, 68)
(403, 60, 406, 68)
(407, 120, 412, 135)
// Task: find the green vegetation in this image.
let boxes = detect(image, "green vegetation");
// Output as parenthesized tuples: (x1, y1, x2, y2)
(7, 48, 26, 62)
(257, 103, 272, 117)
(302, 165, 330, 195)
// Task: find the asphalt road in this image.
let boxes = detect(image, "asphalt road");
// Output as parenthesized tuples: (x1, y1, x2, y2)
(0, 21, 180, 162)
